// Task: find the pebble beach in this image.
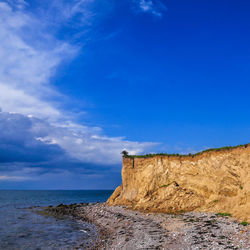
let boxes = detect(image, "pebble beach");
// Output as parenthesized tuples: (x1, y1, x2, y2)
(43, 202, 250, 249)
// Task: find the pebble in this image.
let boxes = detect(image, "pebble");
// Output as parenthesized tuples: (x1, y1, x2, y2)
(43, 203, 250, 249)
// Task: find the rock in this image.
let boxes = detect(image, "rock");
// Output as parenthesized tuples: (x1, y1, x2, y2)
(107, 145, 250, 222)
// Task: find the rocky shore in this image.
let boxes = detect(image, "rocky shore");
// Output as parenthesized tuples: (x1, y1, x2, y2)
(42, 203, 250, 249)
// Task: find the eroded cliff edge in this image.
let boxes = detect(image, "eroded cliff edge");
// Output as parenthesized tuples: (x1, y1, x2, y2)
(107, 144, 250, 222)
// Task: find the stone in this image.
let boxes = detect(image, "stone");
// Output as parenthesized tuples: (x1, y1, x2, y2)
(107, 145, 250, 222)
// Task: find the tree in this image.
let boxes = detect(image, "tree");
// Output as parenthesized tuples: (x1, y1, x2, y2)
(121, 150, 129, 157)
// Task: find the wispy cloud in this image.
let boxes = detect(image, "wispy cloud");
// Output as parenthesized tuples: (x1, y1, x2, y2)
(133, 0, 167, 17)
(0, 175, 31, 181)
(0, 1, 78, 121)
(0, 0, 157, 183)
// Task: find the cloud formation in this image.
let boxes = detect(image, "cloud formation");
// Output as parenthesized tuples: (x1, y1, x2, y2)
(0, 175, 30, 181)
(0, 0, 156, 184)
(133, 0, 167, 17)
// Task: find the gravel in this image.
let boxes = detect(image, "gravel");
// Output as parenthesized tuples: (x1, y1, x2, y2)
(43, 203, 250, 250)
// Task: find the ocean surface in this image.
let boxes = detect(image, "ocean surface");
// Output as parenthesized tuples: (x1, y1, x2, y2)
(0, 190, 113, 249)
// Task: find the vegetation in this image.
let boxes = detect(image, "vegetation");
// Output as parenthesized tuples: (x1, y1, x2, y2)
(160, 183, 171, 188)
(216, 212, 232, 217)
(160, 181, 178, 188)
(240, 221, 248, 226)
(121, 150, 129, 157)
(123, 143, 249, 159)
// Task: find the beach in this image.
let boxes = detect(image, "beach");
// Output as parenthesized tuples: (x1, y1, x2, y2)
(44, 202, 250, 249)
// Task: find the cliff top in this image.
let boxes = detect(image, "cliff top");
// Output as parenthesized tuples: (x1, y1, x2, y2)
(124, 143, 250, 159)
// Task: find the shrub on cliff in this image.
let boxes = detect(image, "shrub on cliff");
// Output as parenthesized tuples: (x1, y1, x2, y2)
(121, 150, 129, 157)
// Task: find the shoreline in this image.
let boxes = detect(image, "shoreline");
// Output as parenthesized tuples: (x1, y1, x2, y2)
(42, 202, 250, 249)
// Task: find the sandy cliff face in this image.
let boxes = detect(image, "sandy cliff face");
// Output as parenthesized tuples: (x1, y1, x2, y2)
(107, 145, 250, 222)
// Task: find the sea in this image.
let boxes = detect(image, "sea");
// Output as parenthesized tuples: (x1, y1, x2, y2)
(0, 190, 113, 249)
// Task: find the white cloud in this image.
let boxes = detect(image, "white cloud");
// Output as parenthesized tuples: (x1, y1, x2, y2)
(0, 84, 61, 121)
(0, 0, 156, 173)
(134, 0, 167, 17)
(0, 1, 78, 121)
(139, 0, 154, 12)
(29, 115, 156, 165)
(0, 175, 30, 181)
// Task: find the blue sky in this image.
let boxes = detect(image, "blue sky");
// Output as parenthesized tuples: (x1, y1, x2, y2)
(0, 0, 249, 189)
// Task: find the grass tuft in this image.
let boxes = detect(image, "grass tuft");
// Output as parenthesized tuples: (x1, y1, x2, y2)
(216, 212, 232, 217)
(241, 221, 248, 226)
(124, 143, 249, 159)
(160, 184, 171, 188)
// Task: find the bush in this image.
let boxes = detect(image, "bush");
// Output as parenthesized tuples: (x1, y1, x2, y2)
(121, 150, 129, 157)
(241, 221, 248, 226)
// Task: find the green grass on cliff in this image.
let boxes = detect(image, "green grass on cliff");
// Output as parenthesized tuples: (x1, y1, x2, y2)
(241, 221, 248, 226)
(124, 143, 249, 159)
(216, 212, 232, 217)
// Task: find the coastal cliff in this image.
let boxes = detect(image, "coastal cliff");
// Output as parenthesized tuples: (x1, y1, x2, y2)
(107, 144, 250, 222)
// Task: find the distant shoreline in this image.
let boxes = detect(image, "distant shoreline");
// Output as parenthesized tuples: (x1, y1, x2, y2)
(42, 202, 250, 249)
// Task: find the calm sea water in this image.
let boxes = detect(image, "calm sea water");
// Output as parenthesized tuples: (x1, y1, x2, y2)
(0, 190, 113, 250)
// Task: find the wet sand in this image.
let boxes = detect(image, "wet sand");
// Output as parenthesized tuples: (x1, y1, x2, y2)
(43, 203, 250, 249)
